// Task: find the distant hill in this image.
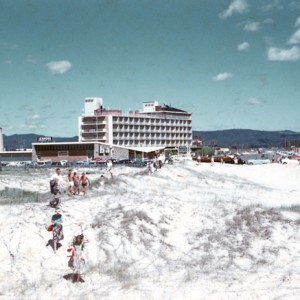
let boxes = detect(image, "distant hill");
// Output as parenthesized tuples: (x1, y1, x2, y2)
(2, 130, 300, 150)
(3, 134, 78, 150)
(193, 129, 300, 148)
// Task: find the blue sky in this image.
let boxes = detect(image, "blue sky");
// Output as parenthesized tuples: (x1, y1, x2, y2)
(1, 0, 300, 137)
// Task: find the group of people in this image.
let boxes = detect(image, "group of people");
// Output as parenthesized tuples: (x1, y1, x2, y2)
(50, 168, 90, 198)
(48, 168, 90, 282)
(66, 169, 90, 195)
(48, 209, 87, 283)
(147, 154, 168, 175)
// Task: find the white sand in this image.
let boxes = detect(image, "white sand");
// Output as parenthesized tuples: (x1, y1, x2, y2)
(0, 161, 300, 299)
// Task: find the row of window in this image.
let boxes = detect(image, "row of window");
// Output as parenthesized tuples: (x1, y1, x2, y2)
(112, 119, 191, 124)
(35, 145, 94, 151)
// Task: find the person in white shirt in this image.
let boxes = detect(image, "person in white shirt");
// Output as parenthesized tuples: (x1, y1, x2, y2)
(50, 168, 64, 194)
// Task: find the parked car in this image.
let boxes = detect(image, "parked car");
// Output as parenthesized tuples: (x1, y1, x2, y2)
(37, 160, 52, 167)
(281, 157, 300, 165)
(70, 160, 90, 166)
(115, 159, 134, 165)
(247, 159, 271, 165)
(60, 160, 68, 166)
(193, 156, 245, 164)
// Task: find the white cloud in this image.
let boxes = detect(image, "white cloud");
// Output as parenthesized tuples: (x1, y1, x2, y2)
(262, 0, 283, 12)
(26, 56, 38, 64)
(262, 18, 274, 25)
(213, 72, 233, 81)
(244, 21, 260, 32)
(46, 60, 72, 75)
(4, 60, 12, 64)
(219, 0, 248, 19)
(288, 28, 300, 44)
(27, 123, 45, 130)
(30, 114, 41, 120)
(18, 104, 33, 112)
(267, 46, 300, 61)
(247, 98, 262, 105)
(2, 42, 18, 49)
(237, 42, 250, 51)
(296, 16, 300, 27)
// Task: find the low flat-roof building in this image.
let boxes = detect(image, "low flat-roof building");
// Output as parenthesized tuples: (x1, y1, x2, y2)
(0, 150, 32, 162)
(32, 142, 164, 162)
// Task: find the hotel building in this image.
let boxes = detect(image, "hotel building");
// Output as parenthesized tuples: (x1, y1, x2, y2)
(78, 98, 192, 150)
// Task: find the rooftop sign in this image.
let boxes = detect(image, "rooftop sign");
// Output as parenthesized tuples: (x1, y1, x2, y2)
(37, 136, 53, 142)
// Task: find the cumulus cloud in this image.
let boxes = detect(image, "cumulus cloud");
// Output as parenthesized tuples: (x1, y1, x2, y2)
(247, 98, 262, 105)
(30, 114, 41, 120)
(288, 28, 300, 44)
(213, 72, 233, 81)
(26, 123, 45, 130)
(262, 0, 283, 12)
(237, 42, 250, 51)
(244, 21, 261, 32)
(263, 18, 274, 25)
(219, 0, 248, 19)
(267, 46, 300, 61)
(296, 16, 300, 27)
(46, 60, 72, 75)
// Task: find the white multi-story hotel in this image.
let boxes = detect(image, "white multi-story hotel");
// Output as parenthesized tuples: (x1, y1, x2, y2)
(78, 97, 192, 150)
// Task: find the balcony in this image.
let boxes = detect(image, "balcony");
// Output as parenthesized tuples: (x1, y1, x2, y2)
(81, 136, 107, 141)
(81, 121, 106, 126)
(81, 129, 106, 133)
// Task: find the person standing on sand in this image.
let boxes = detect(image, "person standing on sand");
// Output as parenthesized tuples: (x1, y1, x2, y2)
(73, 172, 80, 195)
(80, 173, 90, 194)
(67, 234, 88, 283)
(197, 155, 201, 165)
(67, 169, 75, 195)
(107, 159, 113, 172)
(50, 168, 63, 194)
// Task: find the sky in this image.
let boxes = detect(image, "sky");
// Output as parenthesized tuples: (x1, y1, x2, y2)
(1, 161, 300, 299)
(1, 0, 300, 137)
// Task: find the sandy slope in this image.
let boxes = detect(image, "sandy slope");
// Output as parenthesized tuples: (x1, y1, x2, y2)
(0, 161, 300, 299)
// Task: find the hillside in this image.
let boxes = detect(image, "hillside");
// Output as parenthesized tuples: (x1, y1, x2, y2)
(193, 129, 300, 148)
(3, 134, 78, 150)
(2, 129, 300, 150)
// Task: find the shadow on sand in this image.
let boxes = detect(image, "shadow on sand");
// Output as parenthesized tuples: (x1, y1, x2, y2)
(63, 273, 85, 283)
(46, 239, 62, 252)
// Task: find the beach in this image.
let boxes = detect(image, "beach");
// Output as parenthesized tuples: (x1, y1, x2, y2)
(0, 160, 300, 299)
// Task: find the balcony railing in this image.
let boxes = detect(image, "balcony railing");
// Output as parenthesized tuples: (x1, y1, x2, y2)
(81, 121, 106, 126)
(81, 129, 107, 133)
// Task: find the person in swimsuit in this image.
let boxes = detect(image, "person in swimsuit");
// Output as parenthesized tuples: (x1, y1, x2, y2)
(73, 172, 80, 195)
(67, 169, 74, 195)
(80, 173, 90, 194)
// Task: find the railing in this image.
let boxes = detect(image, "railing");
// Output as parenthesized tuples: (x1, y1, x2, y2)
(81, 136, 107, 141)
(81, 129, 107, 133)
(81, 121, 106, 125)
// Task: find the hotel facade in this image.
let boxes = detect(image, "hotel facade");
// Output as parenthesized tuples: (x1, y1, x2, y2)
(78, 98, 192, 151)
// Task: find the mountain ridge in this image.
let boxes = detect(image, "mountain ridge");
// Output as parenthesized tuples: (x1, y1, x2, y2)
(2, 129, 300, 150)
(193, 129, 300, 148)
